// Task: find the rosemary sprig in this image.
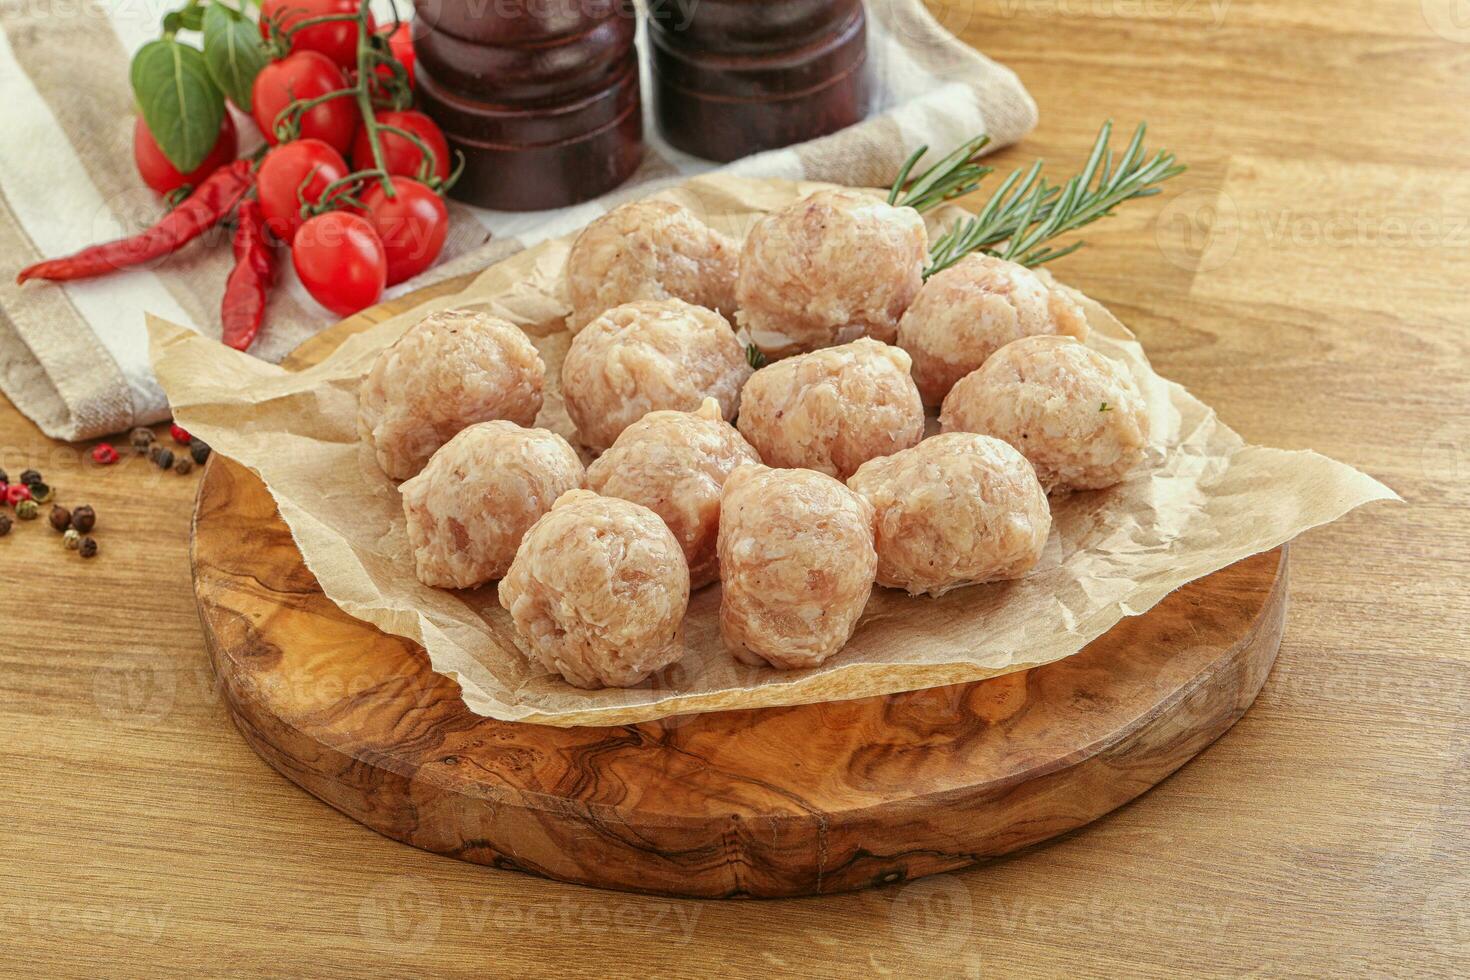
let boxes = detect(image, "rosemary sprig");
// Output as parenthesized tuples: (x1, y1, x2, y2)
(889, 134, 994, 212)
(922, 121, 1186, 276)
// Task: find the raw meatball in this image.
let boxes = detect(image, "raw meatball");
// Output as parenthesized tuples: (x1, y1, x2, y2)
(718, 465, 876, 670)
(897, 253, 1089, 407)
(847, 433, 1051, 597)
(401, 422, 584, 589)
(561, 298, 752, 452)
(735, 190, 928, 358)
(358, 309, 545, 480)
(584, 398, 762, 589)
(565, 200, 739, 333)
(499, 490, 690, 689)
(737, 338, 925, 480)
(940, 336, 1150, 492)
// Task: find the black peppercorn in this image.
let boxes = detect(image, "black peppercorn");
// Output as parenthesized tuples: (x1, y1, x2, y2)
(189, 439, 211, 465)
(155, 448, 175, 470)
(129, 426, 156, 453)
(29, 482, 52, 504)
(48, 505, 71, 532)
(0, 468, 8, 485)
(174, 456, 194, 475)
(79, 536, 98, 559)
(0, 514, 10, 536)
(148, 445, 166, 464)
(71, 505, 96, 534)
(19, 469, 41, 487)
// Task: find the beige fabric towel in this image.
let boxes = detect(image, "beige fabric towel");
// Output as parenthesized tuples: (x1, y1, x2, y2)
(0, 0, 1036, 440)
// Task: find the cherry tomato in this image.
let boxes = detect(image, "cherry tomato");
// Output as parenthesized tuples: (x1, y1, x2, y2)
(351, 110, 449, 184)
(133, 114, 237, 195)
(292, 211, 387, 317)
(251, 51, 358, 154)
(382, 21, 414, 87)
(256, 139, 350, 243)
(260, 0, 373, 71)
(359, 177, 448, 286)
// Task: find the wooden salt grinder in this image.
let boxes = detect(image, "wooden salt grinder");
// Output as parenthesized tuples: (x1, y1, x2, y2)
(646, 0, 872, 162)
(412, 0, 644, 210)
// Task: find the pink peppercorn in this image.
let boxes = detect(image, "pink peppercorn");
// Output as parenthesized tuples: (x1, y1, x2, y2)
(6, 483, 31, 506)
(91, 443, 120, 465)
(170, 423, 192, 445)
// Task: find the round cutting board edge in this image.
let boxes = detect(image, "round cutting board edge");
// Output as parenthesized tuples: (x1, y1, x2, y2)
(191, 454, 1287, 899)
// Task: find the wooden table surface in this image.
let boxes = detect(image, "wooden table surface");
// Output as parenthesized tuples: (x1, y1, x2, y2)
(3, 1, 1466, 976)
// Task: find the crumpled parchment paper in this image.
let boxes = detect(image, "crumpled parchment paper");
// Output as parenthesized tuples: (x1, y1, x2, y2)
(150, 173, 1397, 727)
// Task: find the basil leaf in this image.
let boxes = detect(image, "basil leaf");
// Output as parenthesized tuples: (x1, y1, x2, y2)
(130, 39, 225, 173)
(163, 3, 206, 34)
(202, 3, 268, 112)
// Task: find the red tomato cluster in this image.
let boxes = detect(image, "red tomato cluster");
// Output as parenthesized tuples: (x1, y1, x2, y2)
(255, 109, 451, 299)
(125, 2, 451, 325)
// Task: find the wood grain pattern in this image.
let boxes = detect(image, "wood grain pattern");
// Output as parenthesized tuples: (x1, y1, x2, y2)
(193, 450, 1286, 898)
(1, 0, 1466, 972)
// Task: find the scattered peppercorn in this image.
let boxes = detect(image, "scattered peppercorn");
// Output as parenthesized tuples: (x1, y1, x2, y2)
(170, 423, 192, 445)
(79, 536, 98, 559)
(0, 468, 8, 485)
(189, 439, 211, 465)
(29, 482, 52, 503)
(0, 514, 11, 536)
(174, 456, 194, 475)
(71, 505, 96, 533)
(62, 528, 80, 550)
(48, 505, 71, 532)
(130, 427, 156, 453)
(91, 443, 119, 465)
(155, 448, 175, 470)
(19, 469, 41, 486)
(6, 483, 31, 506)
(16, 499, 38, 521)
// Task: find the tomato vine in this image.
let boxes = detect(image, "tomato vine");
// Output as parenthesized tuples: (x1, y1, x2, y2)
(21, 0, 458, 344)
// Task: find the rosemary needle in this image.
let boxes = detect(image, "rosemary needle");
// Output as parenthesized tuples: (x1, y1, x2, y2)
(889, 134, 994, 212)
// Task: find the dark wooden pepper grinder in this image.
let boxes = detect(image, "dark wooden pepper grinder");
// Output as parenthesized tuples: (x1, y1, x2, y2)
(412, 0, 644, 210)
(647, 0, 871, 162)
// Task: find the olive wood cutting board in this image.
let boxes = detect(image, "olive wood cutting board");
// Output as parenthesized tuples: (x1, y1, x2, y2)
(189, 290, 1288, 898)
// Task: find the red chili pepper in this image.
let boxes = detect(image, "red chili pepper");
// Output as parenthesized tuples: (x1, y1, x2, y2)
(91, 443, 119, 465)
(221, 197, 276, 351)
(169, 423, 192, 445)
(16, 160, 254, 284)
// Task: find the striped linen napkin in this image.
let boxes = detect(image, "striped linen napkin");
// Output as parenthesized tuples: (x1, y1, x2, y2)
(0, 0, 1035, 441)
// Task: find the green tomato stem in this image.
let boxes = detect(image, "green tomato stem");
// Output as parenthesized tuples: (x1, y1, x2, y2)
(353, 2, 395, 200)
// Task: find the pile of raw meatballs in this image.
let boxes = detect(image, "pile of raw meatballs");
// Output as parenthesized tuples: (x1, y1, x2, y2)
(357, 190, 1150, 690)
